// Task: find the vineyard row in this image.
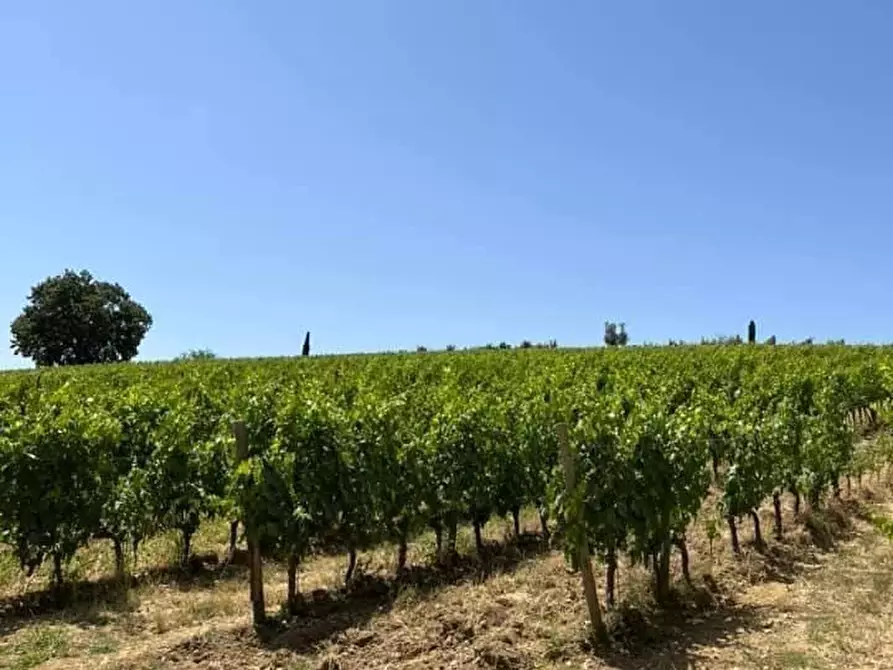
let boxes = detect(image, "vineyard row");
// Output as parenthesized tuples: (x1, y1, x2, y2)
(0, 346, 890, 632)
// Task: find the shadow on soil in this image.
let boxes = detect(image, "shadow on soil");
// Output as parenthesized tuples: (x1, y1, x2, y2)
(733, 498, 862, 587)
(0, 559, 249, 638)
(592, 593, 765, 670)
(4, 494, 887, 668)
(192, 533, 553, 656)
(587, 498, 873, 670)
(163, 498, 881, 668)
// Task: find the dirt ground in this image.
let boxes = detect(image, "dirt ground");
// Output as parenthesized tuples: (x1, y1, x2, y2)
(3, 487, 893, 670)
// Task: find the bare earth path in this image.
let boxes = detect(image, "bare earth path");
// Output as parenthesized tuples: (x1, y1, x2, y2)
(696, 503, 893, 670)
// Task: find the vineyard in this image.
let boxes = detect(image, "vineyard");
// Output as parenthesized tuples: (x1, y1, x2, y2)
(1, 344, 893, 655)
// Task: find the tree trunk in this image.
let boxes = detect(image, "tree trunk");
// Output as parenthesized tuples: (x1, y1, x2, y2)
(605, 545, 617, 609)
(287, 554, 299, 614)
(772, 491, 783, 541)
(728, 515, 741, 555)
(445, 513, 458, 560)
(673, 536, 692, 584)
(473, 518, 484, 556)
(538, 507, 550, 544)
(793, 486, 801, 516)
(132, 538, 141, 570)
(432, 519, 443, 557)
(808, 483, 822, 509)
(345, 546, 357, 585)
(247, 538, 266, 626)
(397, 537, 408, 574)
(653, 542, 672, 604)
(228, 520, 239, 558)
(113, 538, 125, 579)
(396, 520, 409, 574)
(847, 475, 852, 497)
(180, 529, 193, 568)
(52, 552, 64, 588)
(750, 510, 764, 549)
(511, 506, 521, 538)
(832, 477, 841, 500)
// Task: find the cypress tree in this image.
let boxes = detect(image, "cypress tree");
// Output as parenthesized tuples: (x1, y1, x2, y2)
(302, 331, 311, 356)
(747, 320, 756, 344)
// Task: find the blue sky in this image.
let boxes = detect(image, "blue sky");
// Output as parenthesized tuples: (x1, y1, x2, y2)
(1, 1, 892, 367)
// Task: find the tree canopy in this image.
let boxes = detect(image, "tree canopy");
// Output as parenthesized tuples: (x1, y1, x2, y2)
(10, 269, 153, 367)
(604, 321, 628, 347)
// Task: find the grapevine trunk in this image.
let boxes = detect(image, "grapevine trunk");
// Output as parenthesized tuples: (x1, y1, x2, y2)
(728, 515, 741, 555)
(750, 510, 764, 549)
(772, 491, 783, 540)
(605, 546, 617, 608)
(287, 554, 299, 614)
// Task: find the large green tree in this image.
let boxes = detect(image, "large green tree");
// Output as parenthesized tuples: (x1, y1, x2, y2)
(11, 269, 153, 366)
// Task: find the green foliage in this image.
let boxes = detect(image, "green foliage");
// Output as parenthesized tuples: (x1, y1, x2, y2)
(0, 387, 120, 577)
(0, 343, 888, 596)
(10, 269, 152, 367)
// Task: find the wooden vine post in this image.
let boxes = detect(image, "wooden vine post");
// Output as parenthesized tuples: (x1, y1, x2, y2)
(557, 422, 609, 645)
(232, 420, 266, 626)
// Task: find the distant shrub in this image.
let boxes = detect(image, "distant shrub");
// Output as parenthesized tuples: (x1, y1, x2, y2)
(700, 335, 743, 346)
(176, 349, 216, 361)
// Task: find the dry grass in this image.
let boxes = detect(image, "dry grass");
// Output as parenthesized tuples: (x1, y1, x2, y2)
(4, 486, 893, 669)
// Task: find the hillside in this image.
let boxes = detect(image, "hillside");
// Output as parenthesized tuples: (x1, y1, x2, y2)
(1, 345, 893, 668)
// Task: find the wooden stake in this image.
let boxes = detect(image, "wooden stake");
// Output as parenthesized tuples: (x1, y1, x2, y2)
(557, 423, 609, 645)
(232, 420, 266, 626)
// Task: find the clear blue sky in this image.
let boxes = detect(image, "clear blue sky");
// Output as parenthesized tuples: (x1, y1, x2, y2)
(2, 1, 892, 367)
